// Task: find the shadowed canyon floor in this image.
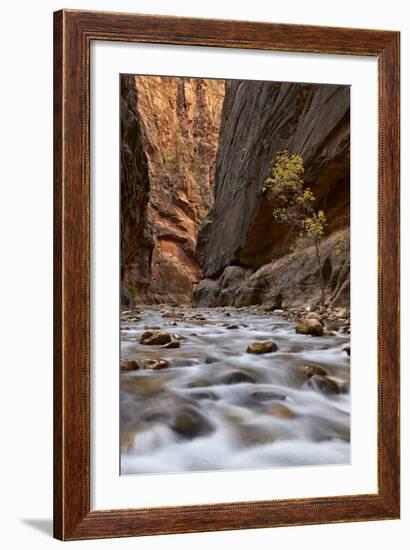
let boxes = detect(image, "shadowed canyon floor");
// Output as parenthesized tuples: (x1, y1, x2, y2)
(120, 306, 350, 474)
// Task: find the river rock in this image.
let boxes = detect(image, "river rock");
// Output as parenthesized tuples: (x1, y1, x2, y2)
(172, 406, 214, 439)
(204, 355, 219, 364)
(303, 365, 328, 378)
(222, 371, 257, 385)
(246, 341, 278, 354)
(187, 379, 211, 388)
(191, 390, 218, 401)
(140, 330, 172, 345)
(141, 409, 172, 423)
(163, 339, 180, 349)
(144, 358, 170, 370)
(308, 375, 340, 395)
(251, 391, 286, 402)
(304, 312, 323, 322)
(343, 345, 351, 356)
(340, 381, 350, 394)
(226, 323, 240, 329)
(121, 359, 140, 372)
(295, 319, 324, 337)
(268, 403, 296, 418)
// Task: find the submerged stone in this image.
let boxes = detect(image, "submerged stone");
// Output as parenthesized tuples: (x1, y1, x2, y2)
(222, 371, 257, 385)
(172, 406, 214, 439)
(246, 341, 278, 354)
(307, 375, 340, 395)
(144, 358, 170, 370)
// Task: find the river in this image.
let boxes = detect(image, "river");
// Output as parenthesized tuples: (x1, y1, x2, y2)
(120, 306, 350, 475)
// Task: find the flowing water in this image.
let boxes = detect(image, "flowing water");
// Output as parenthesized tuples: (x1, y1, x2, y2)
(120, 307, 350, 475)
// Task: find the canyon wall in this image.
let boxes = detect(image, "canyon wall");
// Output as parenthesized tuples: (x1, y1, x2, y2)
(193, 80, 350, 308)
(121, 75, 225, 304)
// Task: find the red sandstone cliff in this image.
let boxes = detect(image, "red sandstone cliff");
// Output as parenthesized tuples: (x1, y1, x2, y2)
(121, 75, 225, 304)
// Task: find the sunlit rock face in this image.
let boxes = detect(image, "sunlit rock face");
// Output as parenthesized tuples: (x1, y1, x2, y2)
(121, 75, 225, 303)
(196, 80, 350, 278)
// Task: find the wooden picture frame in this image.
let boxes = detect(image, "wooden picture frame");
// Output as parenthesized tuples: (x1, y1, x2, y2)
(53, 9, 400, 541)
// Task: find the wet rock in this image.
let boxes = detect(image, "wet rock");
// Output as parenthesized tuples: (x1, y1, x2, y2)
(295, 319, 324, 337)
(140, 330, 172, 345)
(187, 379, 210, 388)
(226, 324, 240, 329)
(191, 390, 218, 401)
(222, 371, 257, 385)
(251, 391, 286, 402)
(303, 365, 328, 378)
(268, 403, 296, 418)
(236, 424, 275, 446)
(121, 359, 140, 372)
(144, 358, 170, 370)
(163, 339, 180, 349)
(323, 329, 337, 336)
(172, 406, 214, 439)
(246, 341, 278, 354)
(141, 409, 172, 423)
(283, 345, 302, 353)
(340, 381, 350, 394)
(336, 307, 349, 319)
(305, 312, 323, 322)
(307, 375, 340, 395)
(204, 356, 219, 364)
(343, 345, 351, 356)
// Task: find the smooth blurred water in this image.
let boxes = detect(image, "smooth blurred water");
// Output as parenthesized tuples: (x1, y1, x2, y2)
(120, 308, 350, 475)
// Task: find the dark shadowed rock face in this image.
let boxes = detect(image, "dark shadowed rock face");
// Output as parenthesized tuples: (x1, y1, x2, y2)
(121, 76, 153, 298)
(196, 81, 350, 279)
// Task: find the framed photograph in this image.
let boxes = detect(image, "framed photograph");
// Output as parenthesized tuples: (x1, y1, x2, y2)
(54, 9, 400, 540)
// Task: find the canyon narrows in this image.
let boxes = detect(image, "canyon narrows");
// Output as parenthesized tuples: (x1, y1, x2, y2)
(120, 75, 351, 475)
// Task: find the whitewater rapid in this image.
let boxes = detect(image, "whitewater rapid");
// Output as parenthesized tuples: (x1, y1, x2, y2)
(120, 307, 350, 475)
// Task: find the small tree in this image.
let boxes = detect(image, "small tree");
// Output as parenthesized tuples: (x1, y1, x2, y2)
(263, 150, 327, 306)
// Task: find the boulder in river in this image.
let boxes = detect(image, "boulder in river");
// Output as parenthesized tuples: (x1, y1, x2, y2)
(268, 403, 296, 418)
(163, 339, 180, 349)
(251, 390, 286, 402)
(307, 374, 340, 395)
(121, 359, 140, 372)
(295, 319, 324, 337)
(172, 406, 214, 439)
(343, 345, 351, 356)
(222, 370, 257, 385)
(140, 330, 172, 345)
(246, 341, 278, 354)
(144, 358, 170, 370)
(303, 365, 328, 378)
